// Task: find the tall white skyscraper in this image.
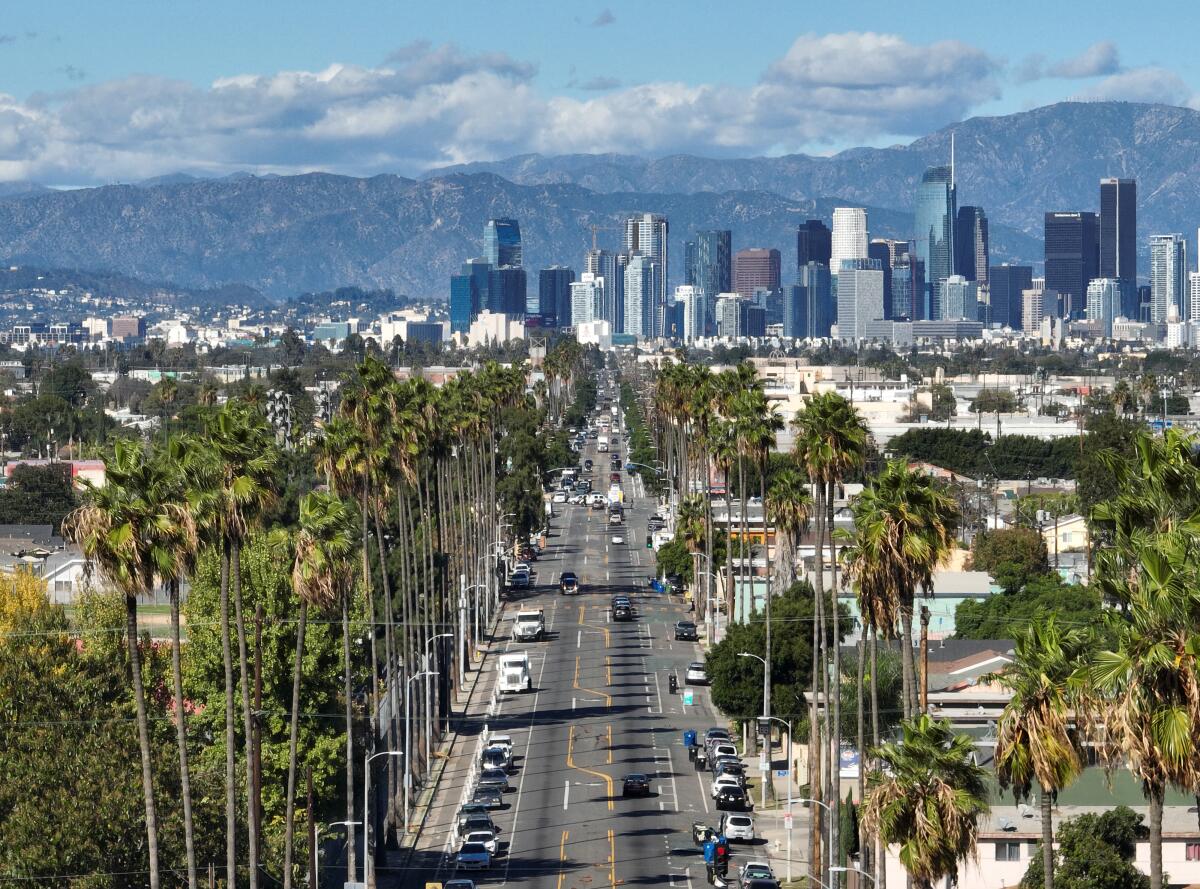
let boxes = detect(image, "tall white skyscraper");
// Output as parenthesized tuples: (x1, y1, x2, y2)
(624, 254, 660, 338)
(586, 249, 622, 328)
(1189, 272, 1200, 323)
(831, 208, 869, 270)
(624, 213, 668, 333)
(570, 273, 604, 326)
(675, 285, 703, 343)
(940, 275, 978, 321)
(1087, 278, 1120, 336)
(1150, 234, 1187, 323)
(835, 259, 884, 343)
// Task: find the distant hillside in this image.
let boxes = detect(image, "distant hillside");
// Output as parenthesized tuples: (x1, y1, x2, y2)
(430, 102, 1200, 242)
(0, 171, 1040, 301)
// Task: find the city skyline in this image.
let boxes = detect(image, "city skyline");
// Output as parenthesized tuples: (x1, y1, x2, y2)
(2, 2, 1200, 185)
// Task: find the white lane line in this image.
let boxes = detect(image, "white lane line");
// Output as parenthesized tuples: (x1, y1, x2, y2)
(499, 637, 550, 885)
(666, 743, 680, 812)
(577, 630, 581, 649)
(696, 769, 710, 814)
(651, 668, 664, 714)
(563, 779, 570, 810)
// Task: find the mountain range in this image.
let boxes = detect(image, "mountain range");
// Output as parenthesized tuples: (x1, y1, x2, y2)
(0, 101, 1195, 301)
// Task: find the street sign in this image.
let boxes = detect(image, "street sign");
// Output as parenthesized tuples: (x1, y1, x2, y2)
(783, 813, 793, 831)
(758, 759, 769, 771)
(683, 688, 694, 705)
(776, 769, 788, 777)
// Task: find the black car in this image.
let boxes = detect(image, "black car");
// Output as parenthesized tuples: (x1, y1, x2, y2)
(613, 605, 633, 622)
(584, 459, 593, 470)
(470, 785, 504, 808)
(560, 571, 579, 594)
(674, 621, 699, 641)
(714, 785, 751, 811)
(622, 773, 651, 796)
(611, 595, 631, 609)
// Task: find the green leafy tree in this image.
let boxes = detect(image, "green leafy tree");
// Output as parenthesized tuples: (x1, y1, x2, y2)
(1019, 807, 1149, 889)
(0, 463, 77, 532)
(969, 388, 1019, 415)
(39, 361, 93, 407)
(969, 528, 1049, 594)
(954, 574, 1102, 640)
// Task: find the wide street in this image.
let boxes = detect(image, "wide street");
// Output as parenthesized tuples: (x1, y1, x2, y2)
(401, 424, 756, 888)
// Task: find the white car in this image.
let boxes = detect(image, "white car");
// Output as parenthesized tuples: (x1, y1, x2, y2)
(461, 829, 499, 855)
(512, 562, 531, 574)
(552, 491, 567, 503)
(686, 662, 707, 685)
(711, 742, 739, 760)
(610, 532, 625, 545)
(711, 774, 742, 799)
(721, 813, 755, 842)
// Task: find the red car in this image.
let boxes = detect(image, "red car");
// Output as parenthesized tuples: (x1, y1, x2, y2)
(610, 472, 621, 483)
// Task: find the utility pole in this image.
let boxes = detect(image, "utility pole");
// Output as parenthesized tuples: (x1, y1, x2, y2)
(253, 603, 264, 844)
(306, 767, 316, 889)
(919, 606, 930, 713)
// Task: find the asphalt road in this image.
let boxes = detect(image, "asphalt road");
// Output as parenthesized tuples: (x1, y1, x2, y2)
(423, 423, 747, 889)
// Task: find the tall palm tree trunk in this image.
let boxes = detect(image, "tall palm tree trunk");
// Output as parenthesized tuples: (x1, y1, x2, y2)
(232, 541, 261, 889)
(170, 580, 198, 889)
(856, 637, 866, 883)
(1040, 783, 1053, 889)
(1149, 783, 1164, 889)
(760, 463, 771, 794)
(724, 472, 735, 620)
(374, 512, 401, 835)
(809, 482, 825, 889)
(871, 626, 885, 889)
(899, 600, 917, 719)
(283, 598, 308, 889)
(220, 543, 238, 889)
(342, 593, 358, 882)
(126, 592, 162, 889)
(827, 480, 841, 881)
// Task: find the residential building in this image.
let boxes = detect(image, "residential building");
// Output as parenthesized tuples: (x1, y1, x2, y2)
(570, 273, 604, 327)
(623, 253, 660, 338)
(1087, 277, 1120, 337)
(689, 230, 731, 335)
(483, 218, 522, 268)
(537, 266, 575, 326)
(868, 239, 901, 318)
(915, 165, 957, 306)
(835, 258, 885, 343)
(586, 249, 624, 331)
(891, 253, 925, 320)
(940, 275, 978, 321)
(785, 262, 833, 339)
(733, 248, 781, 298)
(955, 205, 989, 284)
(831, 208, 868, 270)
(1023, 286, 1049, 334)
(624, 213, 668, 331)
(675, 285, 703, 343)
(1150, 233, 1187, 323)
(1100, 177, 1136, 284)
(1191, 272, 1200, 324)
(1044, 211, 1099, 318)
(796, 219, 832, 268)
(714, 293, 742, 338)
(988, 264, 1033, 331)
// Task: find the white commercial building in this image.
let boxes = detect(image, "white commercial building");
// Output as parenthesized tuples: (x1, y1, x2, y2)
(465, 311, 526, 347)
(1150, 233, 1187, 323)
(1087, 277, 1120, 337)
(623, 254, 660, 339)
(831, 208, 868, 269)
(570, 273, 604, 327)
(940, 275, 978, 321)
(674, 285, 704, 343)
(835, 259, 884, 343)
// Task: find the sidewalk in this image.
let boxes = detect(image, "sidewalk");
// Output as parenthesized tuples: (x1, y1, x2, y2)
(378, 603, 509, 887)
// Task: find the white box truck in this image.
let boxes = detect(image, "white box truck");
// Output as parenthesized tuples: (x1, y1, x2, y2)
(597, 435, 609, 452)
(513, 609, 545, 642)
(498, 652, 532, 693)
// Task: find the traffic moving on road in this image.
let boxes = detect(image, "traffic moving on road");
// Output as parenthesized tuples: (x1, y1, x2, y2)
(411, 375, 771, 889)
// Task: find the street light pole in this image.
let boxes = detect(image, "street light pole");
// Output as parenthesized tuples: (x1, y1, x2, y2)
(403, 670, 437, 844)
(362, 751, 402, 889)
(423, 633, 453, 781)
(316, 821, 362, 889)
(831, 865, 877, 889)
(800, 796, 836, 889)
(737, 652, 770, 810)
(759, 715, 794, 881)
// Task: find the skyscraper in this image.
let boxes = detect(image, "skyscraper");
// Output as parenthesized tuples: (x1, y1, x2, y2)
(460, 257, 492, 316)
(484, 218, 522, 268)
(624, 213, 668, 332)
(623, 253, 661, 338)
(796, 219, 832, 268)
(940, 275, 978, 321)
(1087, 278, 1120, 336)
(868, 240, 898, 318)
(488, 266, 527, 315)
(835, 258, 884, 343)
(538, 266, 575, 326)
(1100, 178, 1136, 283)
(988, 265, 1033, 331)
(714, 294, 742, 338)
(1190, 272, 1200, 324)
(785, 262, 834, 338)
(690, 230, 731, 336)
(831, 209, 869, 269)
(570, 274, 604, 327)
(450, 274, 479, 333)
(1150, 233, 1187, 323)
(914, 165, 956, 305)
(586, 249, 625, 331)
(675, 285, 703, 343)
(955, 206, 989, 284)
(733, 248, 781, 298)
(1044, 212, 1099, 318)
(891, 253, 925, 320)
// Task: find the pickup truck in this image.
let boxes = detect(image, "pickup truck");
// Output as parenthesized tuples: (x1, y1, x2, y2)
(513, 609, 545, 642)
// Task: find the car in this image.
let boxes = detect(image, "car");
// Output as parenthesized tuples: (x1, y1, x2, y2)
(470, 785, 504, 809)
(569, 494, 586, 505)
(481, 746, 511, 772)
(444, 880, 478, 889)
(647, 516, 665, 531)
(513, 562, 531, 574)
(461, 829, 499, 855)
(456, 805, 492, 828)
(610, 532, 625, 545)
(552, 491, 567, 503)
(674, 621, 699, 641)
(711, 743, 738, 760)
(584, 459, 593, 470)
(559, 571, 579, 594)
(622, 773, 651, 796)
(715, 784, 751, 811)
(613, 605, 633, 621)
(704, 728, 732, 746)
(591, 498, 606, 511)
(610, 472, 621, 483)
(455, 842, 491, 871)
(509, 569, 531, 589)
(742, 881, 778, 889)
(457, 813, 497, 839)
(710, 774, 742, 798)
(740, 862, 775, 887)
(478, 767, 509, 792)
(686, 662, 708, 685)
(714, 761, 746, 781)
(720, 813, 755, 842)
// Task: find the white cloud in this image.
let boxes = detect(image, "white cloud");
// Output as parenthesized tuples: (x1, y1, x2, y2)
(1073, 66, 1199, 107)
(591, 9, 616, 27)
(0, 32, 1185, 186)
(1049, 41, 1121, 78)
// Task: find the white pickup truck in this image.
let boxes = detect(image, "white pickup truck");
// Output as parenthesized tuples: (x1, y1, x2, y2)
(498, 652, 532, 693)
(513, 609, 545, 642)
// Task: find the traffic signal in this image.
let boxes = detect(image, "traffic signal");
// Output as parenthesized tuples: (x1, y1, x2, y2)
(757, 717, 771, 737)
(646, 535, 653, 548)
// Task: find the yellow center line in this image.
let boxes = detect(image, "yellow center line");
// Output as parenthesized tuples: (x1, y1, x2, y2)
(609, 827, 618, 887)
(556, 829, 569, 889)
(573, 655, 612, 708)
(606, 654, 612, 686)
(566, 725, 614, 810)
(577, 603, 611, 647)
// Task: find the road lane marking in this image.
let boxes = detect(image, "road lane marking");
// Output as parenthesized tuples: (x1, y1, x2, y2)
(609, 828, 617, 888)
(666, 742, 680, 811)
(696, 768, 710, 813)
(563, 779, 570, 810)
(556, 829, 569, 889)
(577, 629, 581, 649)
(573, 655, 611, 708)
(500, 632, 550, 884)
(566, 725, 614, 811)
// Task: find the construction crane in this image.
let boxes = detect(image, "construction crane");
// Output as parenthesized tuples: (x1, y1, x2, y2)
(588, 222, 623, 252)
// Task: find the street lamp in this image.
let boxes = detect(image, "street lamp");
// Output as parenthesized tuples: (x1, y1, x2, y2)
(363, 751, 403, 889)
(799, 796, 836, 889)
(759, 715, 795, 881)
(831, 865, 876, 887)
(464, 583, 487, 663)
(424, 632, 453, 776)
(737, 652, 770, 810)
(316, 821, 362, 889)
(404, 670, 437, 838)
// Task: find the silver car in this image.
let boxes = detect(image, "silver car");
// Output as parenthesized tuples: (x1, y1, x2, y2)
(456, 842, 491, 871)
(478, 767, 509, 792)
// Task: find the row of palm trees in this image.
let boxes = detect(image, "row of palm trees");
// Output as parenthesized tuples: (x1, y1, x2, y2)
(65, 353, 560, 888)
(653, 358, 1200, 889)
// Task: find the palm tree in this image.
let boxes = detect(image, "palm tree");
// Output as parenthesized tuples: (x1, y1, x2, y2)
(282, 492, 356, 889)
(862, 715, 990, 889)
(64, 440, 195, 889)
(766, 468, 811, 592)
(711, 421, 739, 619)
(985, 619, 1091, 889)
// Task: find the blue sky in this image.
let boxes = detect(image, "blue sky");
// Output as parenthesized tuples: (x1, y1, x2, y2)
(1, 0, 1197, 185)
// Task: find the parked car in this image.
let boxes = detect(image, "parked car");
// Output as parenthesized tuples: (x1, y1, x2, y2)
(455, 842, 491, 871)
(714, 784, 751, 811)
(711, 755, 742, 777)
(456, 805, 492, 829)
(478, 767, 509, 792)
(622, 773, 651, 796)
(705, 728, 732, 745)
(509, 569, 531, 589)
(711, 743, 738, 760)
(710, 774, 742, 798)
(686, 662, 708, 685)
(674, 621, 699, 641)
(481, 746, 512, 772)
(470, 786, 504, 809)
(457, 812, 497, 838)
(720, 812, 755, 842)
(552, 491, 567, 503)
(739, 863, 776, 888)
(444, 880, 478, 889)
(461, 829, 499, 855)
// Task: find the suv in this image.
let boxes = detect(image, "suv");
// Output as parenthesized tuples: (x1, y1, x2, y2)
(622, 773, 651, 796)
(674, 621, 699, 641)
(613, 604, 633, 621)
(559, 571, 579, 595)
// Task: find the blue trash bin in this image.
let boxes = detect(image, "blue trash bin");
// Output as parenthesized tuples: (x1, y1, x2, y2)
(683, 729, 697, 749)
